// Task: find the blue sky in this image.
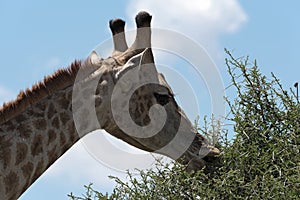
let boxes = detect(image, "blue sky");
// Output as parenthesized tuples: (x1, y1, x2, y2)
(0, 1, 299, 199)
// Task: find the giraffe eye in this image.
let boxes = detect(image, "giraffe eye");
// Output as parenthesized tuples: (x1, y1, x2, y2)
(154, 92, 170, 106)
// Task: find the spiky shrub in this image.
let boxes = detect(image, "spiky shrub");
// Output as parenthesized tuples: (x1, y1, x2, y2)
(69, 51, 300, 200)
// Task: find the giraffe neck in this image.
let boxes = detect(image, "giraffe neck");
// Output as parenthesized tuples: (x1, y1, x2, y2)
(0, 59, 102, 200)
(0, 83, 80, 200)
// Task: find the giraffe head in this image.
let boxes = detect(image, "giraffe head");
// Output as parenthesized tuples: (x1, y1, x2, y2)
(73, 11, 219, 171)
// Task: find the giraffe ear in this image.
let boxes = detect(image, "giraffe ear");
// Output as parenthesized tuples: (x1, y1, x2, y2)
(115, 48, 158, 79)
(140, 48, 154, 65)
(115, 48, 158, 93)
(115, 51, 142, 79)
(89, 51, 101, 65)
(138, 48, 159, 83)
(114, 52, 141, 92)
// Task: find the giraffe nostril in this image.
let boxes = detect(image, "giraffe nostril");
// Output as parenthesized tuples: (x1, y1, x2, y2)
(154, 93, 170, 106)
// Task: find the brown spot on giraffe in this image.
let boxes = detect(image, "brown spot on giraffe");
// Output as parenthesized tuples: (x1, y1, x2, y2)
(47, 103, 56, 119)
(31, 134, 43, 156)
(51, 116, 60, 129)
(14, 114, 27, 124)
(47, 145, 58, 164)
(47, 129, 57, 144)
(59, 112, 69, 125)
(60, 131, 66, 145)
(19, 125, 31, 139)
(0, 136, 12, 169)
(2, 121, 15, 132)
(68, 123, 77, 142)
(4, 171, 19, 195)
(33, 119, 47, 131)
(21, 162, 34, 180)
(57, 96, 69, 110)
(15, 143, 28, 165)
(36, 101, 47, 112)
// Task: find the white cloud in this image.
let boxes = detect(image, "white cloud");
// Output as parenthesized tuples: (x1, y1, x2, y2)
(126, 0, 247, 60)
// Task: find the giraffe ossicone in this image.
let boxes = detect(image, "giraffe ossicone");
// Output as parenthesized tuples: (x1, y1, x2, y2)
(0, 11, 220, 200)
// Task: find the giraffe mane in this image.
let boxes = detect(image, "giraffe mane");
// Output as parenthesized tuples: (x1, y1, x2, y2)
(0, 58, 98, 125)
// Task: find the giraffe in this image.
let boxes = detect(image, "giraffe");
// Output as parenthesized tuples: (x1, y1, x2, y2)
(0, 11, 220, 200)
